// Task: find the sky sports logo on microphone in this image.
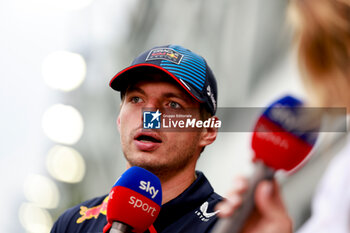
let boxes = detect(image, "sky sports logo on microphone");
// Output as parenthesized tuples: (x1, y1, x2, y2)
(143, 109, 222, 130)
(106, 167, 162, 233)
(139, 180, 159, 199)
(127, 179, 160, 217)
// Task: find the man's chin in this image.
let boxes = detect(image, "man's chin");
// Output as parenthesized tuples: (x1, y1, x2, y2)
(126, 154, 162, 169)
(128, 162, 166, 176)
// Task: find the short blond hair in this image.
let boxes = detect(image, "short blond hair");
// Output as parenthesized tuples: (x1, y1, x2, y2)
(288, 0, 350, 108)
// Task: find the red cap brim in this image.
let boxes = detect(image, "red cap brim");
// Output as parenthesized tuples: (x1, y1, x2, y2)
(109, 63, 203, 103)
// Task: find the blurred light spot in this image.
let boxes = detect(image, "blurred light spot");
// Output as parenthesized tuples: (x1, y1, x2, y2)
(47, 0, 95, 11)
(19, 0, 93, 13)
(42, 51, 86, 91)
(42, 104, 84, 145)
(19, 202, 53, 233)
(23, 174, 59, 209)
(47, 145, 86, 183)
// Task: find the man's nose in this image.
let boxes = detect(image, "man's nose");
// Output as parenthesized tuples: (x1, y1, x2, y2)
(144, 98, 161, 109)
(141, 99, 162, 128)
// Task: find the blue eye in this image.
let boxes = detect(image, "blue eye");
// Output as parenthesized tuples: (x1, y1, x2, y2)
(131, 96, 142, 103)
(169, 101, 181, 109)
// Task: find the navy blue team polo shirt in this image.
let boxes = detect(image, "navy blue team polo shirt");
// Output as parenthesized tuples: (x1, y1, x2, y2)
(51, 171, 222, 233)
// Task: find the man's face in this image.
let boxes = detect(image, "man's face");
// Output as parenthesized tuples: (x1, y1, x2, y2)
(117, 74, 212, 176)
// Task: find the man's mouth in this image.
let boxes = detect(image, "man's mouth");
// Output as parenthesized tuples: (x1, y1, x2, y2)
(136, 135, 162, 143)
(134, 132, 162, 151)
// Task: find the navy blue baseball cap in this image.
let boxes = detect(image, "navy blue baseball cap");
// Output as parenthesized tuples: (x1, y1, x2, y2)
(109, 45, 218, 115)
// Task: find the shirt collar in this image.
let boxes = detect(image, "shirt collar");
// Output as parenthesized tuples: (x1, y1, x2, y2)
(153, 171, 214, 231)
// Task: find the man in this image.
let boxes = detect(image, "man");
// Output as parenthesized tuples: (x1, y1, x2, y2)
(51, 45, 291, 233)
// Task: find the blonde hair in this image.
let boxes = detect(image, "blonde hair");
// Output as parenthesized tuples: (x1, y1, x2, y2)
(288, 0, 350, 108)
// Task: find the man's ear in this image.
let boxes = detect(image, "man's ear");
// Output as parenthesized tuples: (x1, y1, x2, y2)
(116, 100, 124, 132)
(117, 115, 121, 132)
(198, 116, 219, 147)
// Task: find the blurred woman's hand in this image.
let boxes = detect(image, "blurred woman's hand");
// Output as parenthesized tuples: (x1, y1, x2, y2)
(215, 177, 293, 233)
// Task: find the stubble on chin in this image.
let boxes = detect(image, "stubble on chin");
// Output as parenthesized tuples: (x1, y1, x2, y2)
(124, 144, 198, 181)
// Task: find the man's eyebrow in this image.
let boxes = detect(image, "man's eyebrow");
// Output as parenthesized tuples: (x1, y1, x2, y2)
(126, 86, 146, 95)
(163, 92, 191, 101)
(126, 86, 192, 102)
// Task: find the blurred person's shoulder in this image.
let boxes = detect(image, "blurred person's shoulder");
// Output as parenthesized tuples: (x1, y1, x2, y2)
(51, 194, 108, 233)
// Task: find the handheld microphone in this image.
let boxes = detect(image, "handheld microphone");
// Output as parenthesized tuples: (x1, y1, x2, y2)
(212, 95, 319, 233)
(103, 166, 162, 233)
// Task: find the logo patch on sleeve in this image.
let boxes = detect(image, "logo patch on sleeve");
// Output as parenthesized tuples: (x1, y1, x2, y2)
(146, 48, 183, 64)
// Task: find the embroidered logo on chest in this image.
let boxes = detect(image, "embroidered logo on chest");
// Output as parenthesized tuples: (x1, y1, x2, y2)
(195, 201, 220, 222)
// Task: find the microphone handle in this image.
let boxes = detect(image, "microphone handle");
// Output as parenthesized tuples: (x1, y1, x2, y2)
(212, 161, 275, 233)
(110, 222, 133, 233)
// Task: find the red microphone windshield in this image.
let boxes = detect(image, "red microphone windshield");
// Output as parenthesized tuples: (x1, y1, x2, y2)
(105, 167, 162, 233)
(251, 96, 318, 172)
